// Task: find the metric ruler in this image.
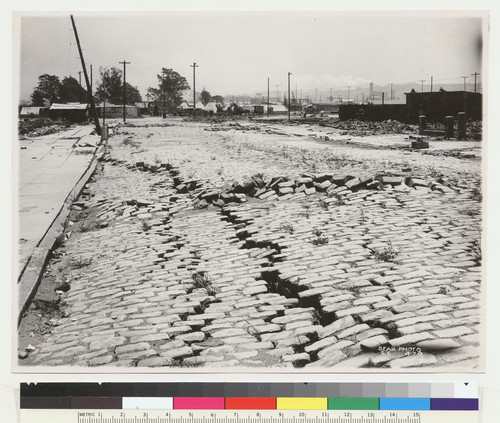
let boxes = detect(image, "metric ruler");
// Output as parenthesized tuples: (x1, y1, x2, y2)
(19, 383, 479, 423)
(19, 409, 478, 423)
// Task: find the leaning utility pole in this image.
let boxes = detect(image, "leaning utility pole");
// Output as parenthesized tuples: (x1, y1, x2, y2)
(287, 72, 292, 121)
(70, 15, 101, 135)
(191, 62, 198, 113)
(430, 76, 433, 92)
(471, 72, 480, 93)
(119, 60, 131, 123)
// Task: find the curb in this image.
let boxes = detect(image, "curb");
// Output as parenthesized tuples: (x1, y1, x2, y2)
(17, 142, 106, 327)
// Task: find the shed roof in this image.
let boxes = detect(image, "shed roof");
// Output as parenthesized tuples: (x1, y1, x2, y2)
(20, 106, 42, 115)
(50, 103, 88, 110)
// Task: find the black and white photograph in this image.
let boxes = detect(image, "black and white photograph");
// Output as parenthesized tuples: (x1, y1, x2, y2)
(14, 10, 486, 371)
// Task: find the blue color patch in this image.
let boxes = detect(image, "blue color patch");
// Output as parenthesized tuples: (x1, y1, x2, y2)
(380, 398, 431, 410)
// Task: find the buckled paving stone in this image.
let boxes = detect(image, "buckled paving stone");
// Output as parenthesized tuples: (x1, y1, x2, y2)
(20, 123, 481, 369)
(317, 340, 356, 358)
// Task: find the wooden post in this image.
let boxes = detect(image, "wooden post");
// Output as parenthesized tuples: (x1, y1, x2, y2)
(445, 116, 454, 139)
(457, 112, 467, 140)
(418, 115, 427, 135)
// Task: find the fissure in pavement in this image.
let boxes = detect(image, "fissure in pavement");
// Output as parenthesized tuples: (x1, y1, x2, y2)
(19, 141, 481, 369)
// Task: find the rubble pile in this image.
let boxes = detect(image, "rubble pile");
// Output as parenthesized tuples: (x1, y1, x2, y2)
(123, 157, 460, 210)
(466, 121, 482, 141)
(323, 119, 416, 136)
(18, 118, 71, 138)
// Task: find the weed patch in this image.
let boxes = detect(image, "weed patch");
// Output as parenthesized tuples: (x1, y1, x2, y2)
(372, 241, 399, 262)
(310, 229, 329, 246)
(192, 271, 217, 296)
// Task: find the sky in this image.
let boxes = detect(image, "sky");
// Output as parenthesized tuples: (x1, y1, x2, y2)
(17, 11, 485, 102)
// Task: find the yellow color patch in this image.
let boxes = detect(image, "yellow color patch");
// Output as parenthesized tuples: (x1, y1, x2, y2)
(276, 397, 328, 410)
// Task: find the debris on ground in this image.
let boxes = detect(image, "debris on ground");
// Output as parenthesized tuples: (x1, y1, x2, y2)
(322, 119, 417, 136)
(18, 118, 72, 138)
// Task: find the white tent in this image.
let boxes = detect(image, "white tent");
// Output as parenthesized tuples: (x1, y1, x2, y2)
(266, 104, 288, 113)
(177, 101, 191, 109)
(203, 102, 219, 112)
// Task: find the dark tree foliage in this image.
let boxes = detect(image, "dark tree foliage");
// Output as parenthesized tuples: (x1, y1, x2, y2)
(94, 67, 123, 104)
(150, 68, 190, 109)
(125, 83, 142, 104)
(60, 76, 88, 103)
(30, 74, 61, 106)
(94, 67, 142, 105)
(200, 88, 211, 106)
(146, 87, 161, 103)
(211, 95, 225, 104)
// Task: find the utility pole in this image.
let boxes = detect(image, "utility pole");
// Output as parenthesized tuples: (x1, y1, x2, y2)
(288, 72, 292, 121)
(267, 77, 270, 118)
(119, 60, 130, 123)
(315, 88, 318, 102)
(430, 76, 433, 93)
(347, 86, 351, 101)
(390, 84, 393, 100)
(90, 64, 93, 94)
(78, 71, 82, 103)
(461, 76, 467, 91)
(70, 15, 101, 135)
(191, 62, 198, 113)
(420, 80, 425, 93)
(471, 72, 480, 93)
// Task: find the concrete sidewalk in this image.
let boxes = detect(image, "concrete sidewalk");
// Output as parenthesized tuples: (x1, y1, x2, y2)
(18, 125, 100, 279)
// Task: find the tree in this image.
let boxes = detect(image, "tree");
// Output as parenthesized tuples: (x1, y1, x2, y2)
(146, 87, 161, 103)
(125, 83, 142, 104)
(60, 76, 87, 103)
(151, 68, 190, 111)
(211, 95, 225, 104)
(94, 67, 142, 105)
(95, 67, 123, 104)
(30, 90, 46, 107)
(30, 74, 61, 106)
(200, 88, 211, 106)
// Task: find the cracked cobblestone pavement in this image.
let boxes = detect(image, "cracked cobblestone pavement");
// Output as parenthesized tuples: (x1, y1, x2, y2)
(19, 117, 482, 370)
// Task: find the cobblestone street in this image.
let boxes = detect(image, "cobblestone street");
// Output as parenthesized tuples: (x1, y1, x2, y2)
(18, 117, 482, 370)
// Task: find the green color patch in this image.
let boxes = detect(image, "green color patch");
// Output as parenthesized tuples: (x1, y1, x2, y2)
(328, 398, 379, 410)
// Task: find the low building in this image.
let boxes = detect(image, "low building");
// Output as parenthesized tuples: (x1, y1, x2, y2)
(49, 103, 88, 122)
(19, 106, 43, 118)
(339, 91, 482, 123)
(135, 102, 150, 115)
(405, 90, 482, 122)
(96, 103, 139, 119)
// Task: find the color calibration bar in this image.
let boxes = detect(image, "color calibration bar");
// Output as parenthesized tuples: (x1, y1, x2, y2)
(20, 383, 478, 411)
(21, 396, 478, 411)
